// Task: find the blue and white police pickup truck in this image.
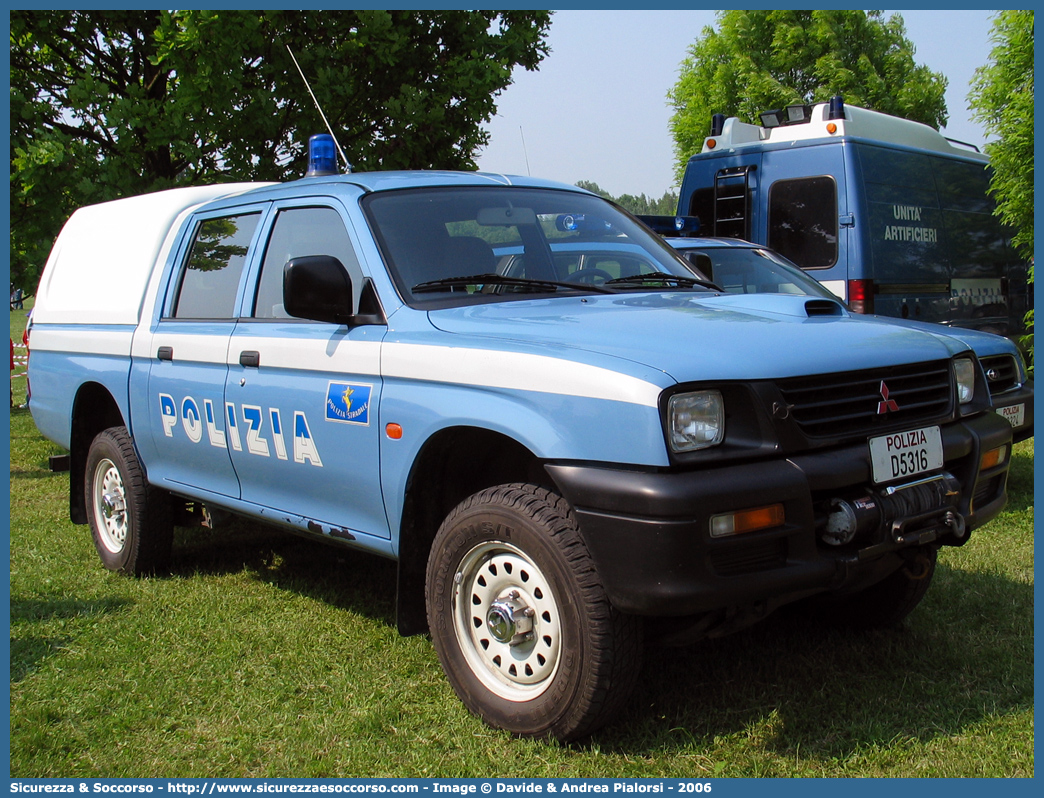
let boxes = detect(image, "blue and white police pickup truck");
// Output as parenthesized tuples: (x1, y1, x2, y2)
(29, 145, 1013, 741)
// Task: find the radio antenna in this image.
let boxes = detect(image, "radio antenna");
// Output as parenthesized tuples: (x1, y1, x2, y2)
(519, 126, 532, 176)
(286, 45, 351, 172)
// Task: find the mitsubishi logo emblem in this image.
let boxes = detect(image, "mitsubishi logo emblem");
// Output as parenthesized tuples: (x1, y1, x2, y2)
(877, 381, 899, 414)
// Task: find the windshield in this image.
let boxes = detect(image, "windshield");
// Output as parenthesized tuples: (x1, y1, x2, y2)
(364, 187, 704, 306)
(675, 245, 838, 299)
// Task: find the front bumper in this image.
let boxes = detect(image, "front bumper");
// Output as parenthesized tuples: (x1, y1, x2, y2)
(545, 410, 1012, 616)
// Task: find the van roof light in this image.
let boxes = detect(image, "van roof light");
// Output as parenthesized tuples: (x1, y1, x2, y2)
(760, 109, 783, 128)
(760, 105, 813, 129)
(784, 104, 812, 125)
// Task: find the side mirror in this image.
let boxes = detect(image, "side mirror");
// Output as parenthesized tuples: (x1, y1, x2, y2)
(283, 256, 353, 324)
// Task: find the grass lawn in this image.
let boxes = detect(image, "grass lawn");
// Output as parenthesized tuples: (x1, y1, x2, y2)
(8, 302, 1034, 777)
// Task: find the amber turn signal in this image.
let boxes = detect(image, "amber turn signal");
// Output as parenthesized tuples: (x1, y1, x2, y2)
(980, 445, 1008, 471)
(709, 503, 785, 537)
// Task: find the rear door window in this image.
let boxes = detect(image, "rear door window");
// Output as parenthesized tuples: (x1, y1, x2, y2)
(173, 213, 261, 318)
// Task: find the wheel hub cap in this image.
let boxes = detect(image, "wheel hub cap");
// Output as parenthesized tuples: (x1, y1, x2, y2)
(486, 601, 516, 642)
(93, 459, 129, 554)
(486, 592, 534, 644)
(101, 492, 126, 521)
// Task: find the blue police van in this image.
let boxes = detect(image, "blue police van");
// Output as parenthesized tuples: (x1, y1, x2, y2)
(27, 138, 1014, 740)
(677, 97, 1030, 337)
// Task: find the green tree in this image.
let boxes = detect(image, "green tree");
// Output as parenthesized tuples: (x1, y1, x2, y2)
(574, 180, 611, 199)
(575, 180, 679, 217)
(968, 10, 1034, 366)
(9, 10, 552, 288)
(616, 191, 680, 216)
(968, 11, 1033, 259)
(668, 10, 948, 177)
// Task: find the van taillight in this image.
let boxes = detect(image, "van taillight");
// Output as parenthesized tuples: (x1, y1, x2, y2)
(848, 279, 874, 314)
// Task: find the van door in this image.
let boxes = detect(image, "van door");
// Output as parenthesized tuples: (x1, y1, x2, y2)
(854, 144, 952, 324)
(760, 142, 849, 301)
(227, 200, 391, 540)
(932, 156, 1021, 334)
(681, 153, 762, 240)
(145, 208, 267, 499)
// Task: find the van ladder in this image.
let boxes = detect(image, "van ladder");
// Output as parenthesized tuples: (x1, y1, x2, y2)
(713, 165, 755, 239)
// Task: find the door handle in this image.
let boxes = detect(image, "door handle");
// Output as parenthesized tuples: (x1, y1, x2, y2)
(157, 346, 173, 361)
(239, 350, 260, 368)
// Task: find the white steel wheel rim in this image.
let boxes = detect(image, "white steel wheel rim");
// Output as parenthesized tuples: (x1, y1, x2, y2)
(452, 540, 563, 702)
(92, 458, 129, 554)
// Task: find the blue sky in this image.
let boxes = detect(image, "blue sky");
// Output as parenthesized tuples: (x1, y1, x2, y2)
(475, 9, 999, 198)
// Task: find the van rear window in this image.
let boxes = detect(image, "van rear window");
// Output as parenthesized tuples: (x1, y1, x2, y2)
(767, 176, 838, 269)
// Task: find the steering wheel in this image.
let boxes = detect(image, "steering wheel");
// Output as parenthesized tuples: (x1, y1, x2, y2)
(565, 268, 614, 285)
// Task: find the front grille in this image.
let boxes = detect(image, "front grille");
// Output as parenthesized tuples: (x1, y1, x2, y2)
(777, 361, 953, 439)
(980, 354, 1019, 395)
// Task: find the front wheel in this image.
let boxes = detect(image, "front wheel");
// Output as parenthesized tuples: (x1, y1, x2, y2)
(426, 484, 641, 741)
(85, 426, 173, 575)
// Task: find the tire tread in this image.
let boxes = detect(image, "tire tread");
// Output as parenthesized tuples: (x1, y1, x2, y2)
(86, 426, 173, 575)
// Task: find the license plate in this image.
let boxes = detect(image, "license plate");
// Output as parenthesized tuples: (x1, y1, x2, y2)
(999, 403, 1025, 428)
(869, 426, 943, 484)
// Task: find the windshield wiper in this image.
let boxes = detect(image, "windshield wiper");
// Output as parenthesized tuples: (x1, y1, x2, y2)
(412, 273, 615, 295)
(604, 272, 722, 291)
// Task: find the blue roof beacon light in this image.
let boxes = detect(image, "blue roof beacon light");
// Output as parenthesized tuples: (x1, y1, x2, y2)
(635, 215, 701, 237)
(306, 134, 339, 177)
(556, 213, 585, 232)
(674, 215, 700, 234)
(554, 213, 615, 234)
(828, 95, 845, 121)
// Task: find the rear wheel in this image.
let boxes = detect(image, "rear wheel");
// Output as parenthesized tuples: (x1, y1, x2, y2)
(85, 426, 173, 575)
(426, 483, 641, 741)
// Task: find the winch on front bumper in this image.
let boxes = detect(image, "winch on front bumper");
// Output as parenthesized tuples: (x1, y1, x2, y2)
(821, 472, 964, 555)
(544, 409, 1012, 619)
